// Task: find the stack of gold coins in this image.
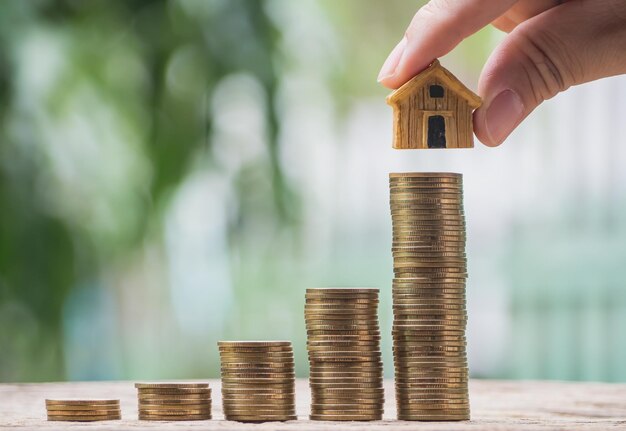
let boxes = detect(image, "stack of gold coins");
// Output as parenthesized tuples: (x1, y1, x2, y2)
(390, 172, 469, 421)
(45, 399, 121, 421)
(305, 288, 384, 421)
(218, 341, 297, 422)
(135, 383, 212, 421)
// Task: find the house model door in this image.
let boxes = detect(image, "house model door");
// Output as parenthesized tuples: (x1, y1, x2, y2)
(427, 115, 446, 148)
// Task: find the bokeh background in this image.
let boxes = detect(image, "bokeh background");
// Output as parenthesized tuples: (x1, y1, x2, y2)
(1, 0, 626, 383)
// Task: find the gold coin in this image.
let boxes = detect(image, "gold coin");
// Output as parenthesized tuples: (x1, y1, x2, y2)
(393, 306, 466, 313)
(313, 388, 384, 396)
(139, 400, 211, 407)
(221, 380, 294, 387)
(306, 300, 379, 307)
(47, 415, 121, 422)
(397, 404, 470, 412)
(397, 413, 469, 421)
(307, 330, 381, 337)
(306, 324, 381, 331)
(309, 385, 383, 392)
(311, 408, 384, 415)
(306, 325, 380, 333)
(390, 179, 461, 186)
(305, 317, 379, 324)
(393, 338, 466, 345)
(391, 228, 465, 235)
(138, 393, 212, 401)
(138, 413, 211, 421)
(220, 379, 294, 386)
(395, 376, 468, 384)
(306, 288, 378, 295)
(137, 388, 212, 395)
(45, 399, 119, 406)
(308, 336, 381, 343)
(393, 298, 466, 304)
(218, 341, 291, 348)
(219, 347, 293, 356)
(389, 187, 462, 194)
(393, 253, 465, 260)
(307, 345, 379, 353)
(45, 409, 120, 416)
(393, 309, 467, 316)
(305, 311, 379, 316)
(219, 357, 294, 364)
(134, 383, 208, 389)
(221, 403, 294, 410)
(139, 407, 212, 415)
(221, 362, 294, 369)
(308, 348, 381, 355)
(309, 376, 383, 384)
(310, 362, 383, 369)
(312, 396, 383, 403)
(223, 410, 297, 416)
(221, 367, 295, 379)
(395, 389, 468, 397)
(309, 414, 381, 421)
(221, 392, 293, 399)
(308, 353, 381, 360)
(305, 301, 378, 307)
(397, 389, 468, 397)
(389, 172, 461, 178)
(45, 405, 120, 412)
(219, 350, 294, 357)
(221, 371, 294, 378)
(391, 220, 465, 225)
(393, 344, 466, 352)
(393, 327, 466, 334)
(310, 372, 382, 379)
(308, 339, 380, 346)
(224, 415, 296, 422)
(393, 294, 466, 301)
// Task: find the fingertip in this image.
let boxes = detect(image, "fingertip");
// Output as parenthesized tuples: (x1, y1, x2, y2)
(473, 109, 501, 147)
(377, 37, 407, 88)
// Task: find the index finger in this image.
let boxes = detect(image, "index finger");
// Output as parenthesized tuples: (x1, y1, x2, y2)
(378, 0, 519, 88)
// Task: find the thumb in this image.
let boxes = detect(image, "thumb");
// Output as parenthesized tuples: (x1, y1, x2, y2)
(475, 0, 626, 147)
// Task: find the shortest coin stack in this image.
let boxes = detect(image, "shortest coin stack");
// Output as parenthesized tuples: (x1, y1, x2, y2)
(46, 399, 121, 422)
(135, 383, 212, 421)
(219, 341, 297, 422)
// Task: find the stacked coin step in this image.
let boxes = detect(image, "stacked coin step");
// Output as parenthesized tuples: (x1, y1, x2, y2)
(305, 288, 384, 421)
(45, 399, 121, 422)
(135, 383, 212, 421)
(390, 172, 470, 421)
(218, 341, 296, 422)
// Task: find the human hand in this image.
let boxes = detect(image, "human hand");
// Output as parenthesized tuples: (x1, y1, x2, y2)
(378, 0, 626, 146)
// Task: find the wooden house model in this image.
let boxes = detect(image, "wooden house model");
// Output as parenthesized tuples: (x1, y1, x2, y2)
(386, 60, 481, 149)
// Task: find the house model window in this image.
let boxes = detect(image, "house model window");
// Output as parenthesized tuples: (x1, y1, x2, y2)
(429, 84, 444, 98)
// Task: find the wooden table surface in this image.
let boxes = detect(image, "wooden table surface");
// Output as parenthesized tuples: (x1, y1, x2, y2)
(1, 379, 625, 430)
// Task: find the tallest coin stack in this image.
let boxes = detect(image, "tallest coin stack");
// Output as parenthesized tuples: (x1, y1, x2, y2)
(390, 172, 470, 421)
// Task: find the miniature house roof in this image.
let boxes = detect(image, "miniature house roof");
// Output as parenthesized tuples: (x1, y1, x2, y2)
(386, 59, 481, 109)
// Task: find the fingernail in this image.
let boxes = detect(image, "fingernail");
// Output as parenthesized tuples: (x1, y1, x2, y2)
(377, 37, 407, 82)
(485, 90, 524, 145)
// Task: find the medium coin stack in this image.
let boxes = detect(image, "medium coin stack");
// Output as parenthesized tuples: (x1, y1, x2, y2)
(390, 172, 470, 421)
(135, 383, 212, 421)
(45, 399, 121, 421)
(305, 288, 384, 421)
(218, 341, 297, 422)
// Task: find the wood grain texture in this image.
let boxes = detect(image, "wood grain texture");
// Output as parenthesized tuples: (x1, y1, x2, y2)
(387, 60, 481, 150)
(1, 379, 625, 430)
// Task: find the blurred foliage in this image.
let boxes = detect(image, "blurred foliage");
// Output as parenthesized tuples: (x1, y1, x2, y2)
(0, 0, 299, 382)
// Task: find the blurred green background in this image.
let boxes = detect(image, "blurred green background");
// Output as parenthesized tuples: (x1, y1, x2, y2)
(1, 0, 626, 383)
